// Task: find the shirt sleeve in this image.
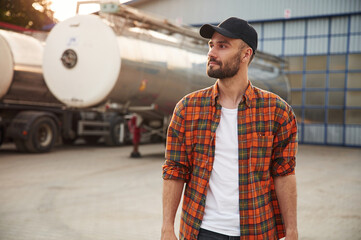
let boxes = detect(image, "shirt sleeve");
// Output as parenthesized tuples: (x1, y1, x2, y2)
(162, 99, 191, 182)
(271, 105, 298, 177)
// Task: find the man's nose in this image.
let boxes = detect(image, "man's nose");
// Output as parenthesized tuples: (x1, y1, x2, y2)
(208, 48, 216, 59)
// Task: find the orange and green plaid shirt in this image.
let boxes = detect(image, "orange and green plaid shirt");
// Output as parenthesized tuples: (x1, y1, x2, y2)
(163, 81, 297, 240)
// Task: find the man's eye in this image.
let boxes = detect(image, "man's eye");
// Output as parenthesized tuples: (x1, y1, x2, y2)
(219, 45, 226, 48)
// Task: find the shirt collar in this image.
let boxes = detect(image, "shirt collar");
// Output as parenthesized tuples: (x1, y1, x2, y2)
(211, 80, 254, 108)
(243, 81, 254, 108)
(211, 81, 220, 106)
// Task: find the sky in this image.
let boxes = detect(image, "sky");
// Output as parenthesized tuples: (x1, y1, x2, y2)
(50, 0, 129, 21)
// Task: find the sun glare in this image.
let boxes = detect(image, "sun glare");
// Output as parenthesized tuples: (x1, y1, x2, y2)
(32, 2, 45, 12)
(50, 0, 128, 22)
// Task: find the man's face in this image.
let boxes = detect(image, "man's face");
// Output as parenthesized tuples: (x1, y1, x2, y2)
(206, 32, 244, 79)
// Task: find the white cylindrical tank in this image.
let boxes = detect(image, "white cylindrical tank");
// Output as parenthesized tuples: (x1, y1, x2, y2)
(0, 30, 60, 104)
(0, 30, 14, 99)
(43, 14, 289, 116)
(43, 14, 214, 114)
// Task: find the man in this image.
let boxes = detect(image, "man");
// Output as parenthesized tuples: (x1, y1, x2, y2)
(161, 17, 298, 240)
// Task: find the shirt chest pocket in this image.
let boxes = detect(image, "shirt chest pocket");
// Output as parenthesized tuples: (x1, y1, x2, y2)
(249, 133, 274, 173)
(191, 117, 212, 156)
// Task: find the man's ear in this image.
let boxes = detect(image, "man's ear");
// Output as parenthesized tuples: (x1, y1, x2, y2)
(241, 48, 253, 63)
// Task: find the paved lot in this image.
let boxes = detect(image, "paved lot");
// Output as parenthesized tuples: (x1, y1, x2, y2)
(0, 143, 360, 240)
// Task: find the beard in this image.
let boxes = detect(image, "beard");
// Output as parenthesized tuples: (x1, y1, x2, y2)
(207, 52, 241, 79)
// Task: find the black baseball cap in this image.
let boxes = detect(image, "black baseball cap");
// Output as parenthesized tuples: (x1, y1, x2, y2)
(200, 17, 258, 53)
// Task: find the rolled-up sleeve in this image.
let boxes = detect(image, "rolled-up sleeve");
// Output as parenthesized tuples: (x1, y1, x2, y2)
(163, 100, 191, 182)
(271, 107, 298, 177)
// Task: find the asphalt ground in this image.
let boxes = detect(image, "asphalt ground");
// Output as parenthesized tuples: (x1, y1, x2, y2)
(0, 142, 360, 240)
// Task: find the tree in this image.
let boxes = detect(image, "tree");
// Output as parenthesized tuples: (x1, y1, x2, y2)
(0, 0, 56, 31)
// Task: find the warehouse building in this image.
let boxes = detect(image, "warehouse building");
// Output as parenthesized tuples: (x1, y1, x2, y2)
(126, 0, 361, 147)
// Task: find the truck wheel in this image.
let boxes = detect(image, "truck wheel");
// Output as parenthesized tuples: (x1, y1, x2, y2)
(24, 116, 57, 153)
(105, 117, 130, 146)
(0, 126, 4, 147)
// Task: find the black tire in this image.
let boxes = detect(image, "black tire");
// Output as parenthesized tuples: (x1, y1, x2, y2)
(24, 116, 57, 153)
(105, 117, 131, 146)
(0, 126, 4, 148)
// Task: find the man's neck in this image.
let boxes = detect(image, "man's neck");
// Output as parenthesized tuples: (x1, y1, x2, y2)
(217, 70, 249, 109)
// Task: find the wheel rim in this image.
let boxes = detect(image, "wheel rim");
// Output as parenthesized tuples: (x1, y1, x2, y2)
(37, 124, 53, 147)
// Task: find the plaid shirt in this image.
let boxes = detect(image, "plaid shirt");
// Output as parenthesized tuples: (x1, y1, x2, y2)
(163, 81, 297, 240)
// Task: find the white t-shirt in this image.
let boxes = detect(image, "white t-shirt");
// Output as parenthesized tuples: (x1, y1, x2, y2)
(200, 107, 240, 236)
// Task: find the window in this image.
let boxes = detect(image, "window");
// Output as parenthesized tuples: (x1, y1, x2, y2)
(288, 74, 303, 88)
(263, 40, 282, 56)
(306, 55, 327, 71)
(331, 17, 348, 34)
(348, 54, 361, 70)
(329, 73, 345, 88)
(285, 21, 305, 37)
(286, 57, 304, 71)
(305, 109, 325, 123)
(285, 39, 304, 55)
(307, 19, 328, 36)
(305, 91, 325, 106)
(329, 54, 346, 71)
(328, 109, 344, 124)
(263, 22, 283, 38)
(330, 36, 348, 54)
(346, 91, 361, 107)
(346, 109, 361, 124)
(350, 35, 361, 53)
(260, 14, 361, 146)
(328, 91, 344, 106)
(307, 37, 328, 55)
(350, 15, 361, 33)
(306, 74, 326, 88)
(347, 73, 361, 88)
(291, 91, 302, 105)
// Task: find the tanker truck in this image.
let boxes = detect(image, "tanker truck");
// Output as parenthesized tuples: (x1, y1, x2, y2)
(40, 3, 289, 155)
(0, 29, 131, 153)
(0, 29, 63, 152)
(1, 3, 289, 153)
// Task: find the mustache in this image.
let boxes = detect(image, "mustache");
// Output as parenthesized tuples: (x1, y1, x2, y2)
(208, 57, 222, 66)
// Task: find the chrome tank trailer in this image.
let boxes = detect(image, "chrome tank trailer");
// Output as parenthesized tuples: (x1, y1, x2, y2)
(0, 30, 60, 105)
(43, 13, 289, 119)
